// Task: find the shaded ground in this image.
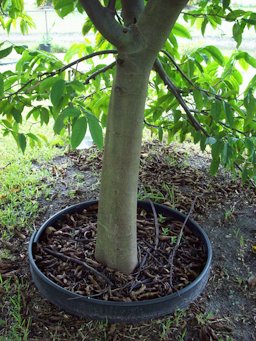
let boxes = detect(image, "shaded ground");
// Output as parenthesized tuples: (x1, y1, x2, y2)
(0, 141, 256, 341)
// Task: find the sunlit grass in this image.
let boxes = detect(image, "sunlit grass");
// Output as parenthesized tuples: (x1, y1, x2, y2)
(0, 275, 31, 341)
(0, 125, 66, 235)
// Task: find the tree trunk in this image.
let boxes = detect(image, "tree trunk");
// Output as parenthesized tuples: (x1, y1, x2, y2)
(81, 0, 190, 274)
(95, 54, 152, 274)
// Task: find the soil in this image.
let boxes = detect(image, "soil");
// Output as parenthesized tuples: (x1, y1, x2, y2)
(0, 141, 256, 341)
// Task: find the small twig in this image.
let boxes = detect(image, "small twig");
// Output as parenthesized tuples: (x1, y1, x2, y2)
(160, 49, 224, 101)
(144, 119, 172, 130)
(0, 162, 11, 171)
(143, 240, 169, 262)
(4, 50, 118, 100)
(138, 244, 162, 266)
(154, 59, 209, 137)
(129, 253, 148, 292)
(43, 247, 113, 286)
(43, 50, 117, 77)
(147, 199, 160, 250)
(84, 61, 116, 85)
(168, 196, 197, 287)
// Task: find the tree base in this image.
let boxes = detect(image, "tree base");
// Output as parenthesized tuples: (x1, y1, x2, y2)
(29, 200, 212, 323)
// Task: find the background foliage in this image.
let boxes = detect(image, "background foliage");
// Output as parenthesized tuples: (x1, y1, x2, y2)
(0, 0, 256, 181)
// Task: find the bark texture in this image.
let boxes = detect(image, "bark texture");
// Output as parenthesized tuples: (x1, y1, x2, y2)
(95, 56, 152, 273)
(79, 0, 189, 274)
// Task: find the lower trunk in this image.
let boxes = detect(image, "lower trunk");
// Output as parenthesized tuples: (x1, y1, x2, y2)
(95, 54, 151, 274)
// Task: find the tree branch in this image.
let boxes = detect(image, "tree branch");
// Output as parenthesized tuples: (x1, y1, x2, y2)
(4, 50, 118, 99)
(169, 196, 197, 287)
(138, 0, 189, 54)
(182, 11, 226, 20)
(160, 49, 224, 101)
(155, 60, 256, 186)
(79, 0, 130, 48)
(84, 62, 116, 85)
(154, 59, 209, 136)
(45, 50, 117, 76)
(121, 0, 144, 25)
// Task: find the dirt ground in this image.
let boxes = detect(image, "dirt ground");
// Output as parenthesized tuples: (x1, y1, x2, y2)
(0, 141, 255, 341)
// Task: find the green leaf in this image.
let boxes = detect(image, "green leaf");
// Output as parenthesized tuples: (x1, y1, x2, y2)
(0, 46, 13, 59)
(206, 137, 217, 145)
(202, 46, 224, 66)
(242, 167, 249, 183)
(222, 0, 230, 9)
(53, 0, 75, 17)
(172, 23, 191, 39)
(18, 133, 26, 153)
(86, 112, 103, 149)
(235, 51, 256, 68)
(211, 140, 224, 160)
(221, 142, 232, 166)
(54, 0, 73, 10)
(242, 18, 256, 25)
(27, 132, 40, 142)
(27, 132, 41, 147)
(211, 100, 222, 121)
(245, 75, 256, 95)
(244, 90, 256, 117)
(69, 80, 85, 93)
(71, 116, 87, 149)
(210, 157, 220, 175)
(50, 79, 65, 107)
(201, 18, 208, 36)
(14, 45, 27, 54)
(82, 18, 92, 36)
(226, 10, 245, 22)
(0, 74, 4, 97)
(193, 89, 203, 111)
(232, 22, 243, 48)
(54, 107, 80, 134)
(40, 108, 49, 125)
(39, 77, 59, 92)
(223, 102, 234, 127)
(12, 108, 22, 123)
(36, 0, 45, 6)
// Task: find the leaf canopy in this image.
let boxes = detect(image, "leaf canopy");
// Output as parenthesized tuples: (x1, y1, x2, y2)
(1, 0, 256, 181)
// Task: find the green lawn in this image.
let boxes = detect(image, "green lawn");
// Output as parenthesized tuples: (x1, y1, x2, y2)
(0, 126, 65, 236)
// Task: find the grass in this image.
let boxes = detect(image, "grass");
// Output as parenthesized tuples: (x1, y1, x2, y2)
(0, 276, 31, 341)
(0, 127, 66, 340)
(0, 132, 64, 237)
(159, 310, 187, 340)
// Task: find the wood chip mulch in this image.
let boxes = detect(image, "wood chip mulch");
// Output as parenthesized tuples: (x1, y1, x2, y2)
(33, 204, 207, 302)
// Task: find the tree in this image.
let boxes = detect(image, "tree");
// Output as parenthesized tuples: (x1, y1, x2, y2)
(1, 0, 256, 274)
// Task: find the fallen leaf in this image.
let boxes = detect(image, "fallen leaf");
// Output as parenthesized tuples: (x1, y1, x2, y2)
(248, 275, 256, 289)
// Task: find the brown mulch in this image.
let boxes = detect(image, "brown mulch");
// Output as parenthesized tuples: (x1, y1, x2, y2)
(69, 141, 256, 219)
(34, 204, 206, 301)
